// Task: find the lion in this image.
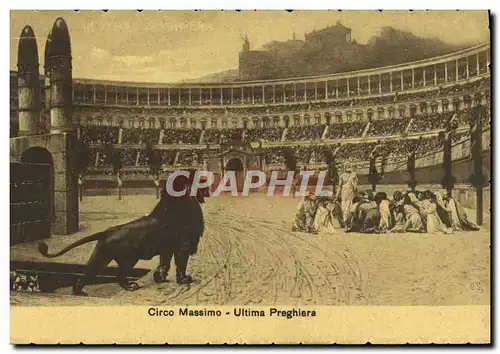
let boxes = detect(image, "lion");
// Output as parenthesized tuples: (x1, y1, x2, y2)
(38, 174, 207, 296)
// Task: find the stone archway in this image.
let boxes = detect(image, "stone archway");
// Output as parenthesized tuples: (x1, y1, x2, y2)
(11, 133, 79, 235)
(21, 146, 53, 165)
(225, 157, 244, 172)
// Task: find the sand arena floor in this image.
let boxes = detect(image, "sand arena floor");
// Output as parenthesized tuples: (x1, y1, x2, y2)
(10, 193, 490, 306)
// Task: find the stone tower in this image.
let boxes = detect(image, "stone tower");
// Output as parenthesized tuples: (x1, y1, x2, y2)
(17, 25, 41, 136)
(47, 18, 74, 134)
(11, 17, 79, 235)
(42, 30, 52, 132)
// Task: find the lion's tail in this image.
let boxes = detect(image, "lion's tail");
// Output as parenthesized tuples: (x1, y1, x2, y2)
(38, 231, 106, 258)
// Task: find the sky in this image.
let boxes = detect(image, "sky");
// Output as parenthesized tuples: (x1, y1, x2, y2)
(10, 10, 490, 83)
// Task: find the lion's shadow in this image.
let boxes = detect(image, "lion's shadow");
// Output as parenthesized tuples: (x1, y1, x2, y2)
(10, 260, 150, 294)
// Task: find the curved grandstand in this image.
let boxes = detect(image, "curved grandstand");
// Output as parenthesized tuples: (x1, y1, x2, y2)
(9, 42, 491, 189)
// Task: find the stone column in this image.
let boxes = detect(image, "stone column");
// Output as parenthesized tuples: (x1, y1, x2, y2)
(48, 18, 74, 134)
(43, 31, 52, 134)
(49, 17, 78, 234)
(476, 52, 480, 75)
(466, 56, 469, 79)
(17, 25, 41, 136)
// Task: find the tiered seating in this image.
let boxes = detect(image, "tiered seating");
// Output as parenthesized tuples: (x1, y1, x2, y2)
(246, 127, 284, 142)
(286, 124, 325, 141)
(81, 126, 119, 144)
(326, 122, 366, 139)
(366, 117, 411, 136)
(203, 128, 243, 144)
(161, 128, 201, 144)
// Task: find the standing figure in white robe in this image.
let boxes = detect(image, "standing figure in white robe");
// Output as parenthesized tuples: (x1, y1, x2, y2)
(335, 162, 358, 226)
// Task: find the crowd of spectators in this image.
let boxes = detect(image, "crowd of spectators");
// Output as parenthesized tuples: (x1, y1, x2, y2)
(415, 136, 444, 156)
(82, 128, 479, 181)
(437, 77, 490, 97)
(203, 128, 244, 144)
(336, 142, 379, 161)
(74, 75, 488, 124)
(265, 147, 285, 165)
(121, 127, 160, 144)
(245, 127, 284, 142)
(176, 149, 203, 166)
(366, 117, 411, 137)
(395, 89, 438, 103)
(326, 122, 367, 139)
(121, 148, 140, 167)
(159, 150, 178, 166)
(285, 124, 325, 141)
(161, 128, 202, 144)
(80, 126, 119, 144)
(262, 132, 473, 168)
(408, 111, 455, 133)
(452, 130, 470, 143)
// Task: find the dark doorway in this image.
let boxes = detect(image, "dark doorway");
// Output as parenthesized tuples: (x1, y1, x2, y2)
(225, 157, 244, 172)
(225, 158, 244, 192)
(21, 147, 55, 222)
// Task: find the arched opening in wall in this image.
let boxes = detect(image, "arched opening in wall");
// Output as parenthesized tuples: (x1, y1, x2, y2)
(283, 116, 290, 128)
(324, 112, 331, 125)
(366, 109, 374, 122)
(409, 105, 417, 118)
(225, 157, 244, 192)
(226, 157, 244, 171)
(21, 147, 55, 222)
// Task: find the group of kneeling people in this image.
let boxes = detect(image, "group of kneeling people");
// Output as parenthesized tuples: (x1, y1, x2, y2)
(292, 189, 480, 234)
